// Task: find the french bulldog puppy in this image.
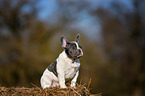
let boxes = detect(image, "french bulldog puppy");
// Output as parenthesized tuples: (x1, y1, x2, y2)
(40, 34, 83, 89)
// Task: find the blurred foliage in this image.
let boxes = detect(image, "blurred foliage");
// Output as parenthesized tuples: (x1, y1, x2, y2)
(0, 0, 145, 96)
(0, 0, 58, 87)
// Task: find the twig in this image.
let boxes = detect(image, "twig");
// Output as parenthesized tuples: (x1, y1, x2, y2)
(80, 78, 82, 85)
(31, 83, 42, 91)
(70, 87, 81, 96)
(87, 78, 92, 89)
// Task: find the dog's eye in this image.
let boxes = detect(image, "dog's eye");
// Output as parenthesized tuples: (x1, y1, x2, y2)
(72, 46, 75, 49)
(71, 44, 76, 49)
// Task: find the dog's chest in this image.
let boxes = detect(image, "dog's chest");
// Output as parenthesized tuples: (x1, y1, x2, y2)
(57, 51, 80, 79)
(60, 59, 80, 79)
(64, 65, 78, 79)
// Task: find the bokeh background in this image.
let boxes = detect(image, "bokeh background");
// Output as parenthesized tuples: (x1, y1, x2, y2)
(0, 0, 145, 96)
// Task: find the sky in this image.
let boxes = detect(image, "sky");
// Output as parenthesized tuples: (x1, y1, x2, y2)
(36, 0, 135, 20)
(36, 0, 58, 21)
(35, 0, 138, 41)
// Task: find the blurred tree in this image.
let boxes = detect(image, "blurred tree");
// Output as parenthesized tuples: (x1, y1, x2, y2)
(94, 0, 145, 96)
(0, 0, 59, 87)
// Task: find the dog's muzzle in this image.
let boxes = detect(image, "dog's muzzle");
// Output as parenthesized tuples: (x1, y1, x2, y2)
(77, 49, 83, 58)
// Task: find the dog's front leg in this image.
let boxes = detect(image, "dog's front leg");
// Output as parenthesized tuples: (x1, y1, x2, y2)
(58, 73, 67, 88)
(71, 71, 79, 88)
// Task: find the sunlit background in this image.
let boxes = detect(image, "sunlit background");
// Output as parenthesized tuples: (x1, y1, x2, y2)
(0, 0, 145, 96)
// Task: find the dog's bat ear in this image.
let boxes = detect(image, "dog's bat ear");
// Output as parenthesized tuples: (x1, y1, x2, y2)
(75, 34, 80, 43)
(61, 37, 68, 48)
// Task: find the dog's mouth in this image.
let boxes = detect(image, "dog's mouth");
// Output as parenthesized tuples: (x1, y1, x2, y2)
(71, 52, 83, 60)
(66, 49, 83, 61)
(77, 51, 83, 58)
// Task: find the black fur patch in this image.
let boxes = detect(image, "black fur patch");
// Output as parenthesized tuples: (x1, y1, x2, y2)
(64, 43, 80, 61)
(47, 60, 58, 77)
(65, 49, 72, 58)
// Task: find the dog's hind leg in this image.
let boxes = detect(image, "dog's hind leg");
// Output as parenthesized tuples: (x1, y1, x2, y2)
(40, 76, 52, 89)
(52, 81, 59, 87)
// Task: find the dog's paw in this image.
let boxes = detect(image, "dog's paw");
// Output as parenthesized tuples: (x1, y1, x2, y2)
(60, 85, 67, 88)
(71, 83, 76, 88)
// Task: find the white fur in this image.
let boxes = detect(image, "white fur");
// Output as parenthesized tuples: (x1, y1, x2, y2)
(40, 50, 80, 89)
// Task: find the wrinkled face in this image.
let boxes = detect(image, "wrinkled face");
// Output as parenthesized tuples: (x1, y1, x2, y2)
(61, 34, 83, 60)
(66, 41, 83, 59)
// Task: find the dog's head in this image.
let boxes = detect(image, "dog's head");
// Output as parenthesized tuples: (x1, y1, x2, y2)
(61, 34, 83, 61)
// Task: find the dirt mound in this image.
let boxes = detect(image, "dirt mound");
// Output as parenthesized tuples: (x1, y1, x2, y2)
(0, 84, 102, 96)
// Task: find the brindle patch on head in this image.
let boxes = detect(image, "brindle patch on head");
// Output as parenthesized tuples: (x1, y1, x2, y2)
(61, 34, 83, 61)
(65, 41, 83, 61)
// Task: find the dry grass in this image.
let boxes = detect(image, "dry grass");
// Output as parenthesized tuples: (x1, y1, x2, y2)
(0, 82, 102, 96)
